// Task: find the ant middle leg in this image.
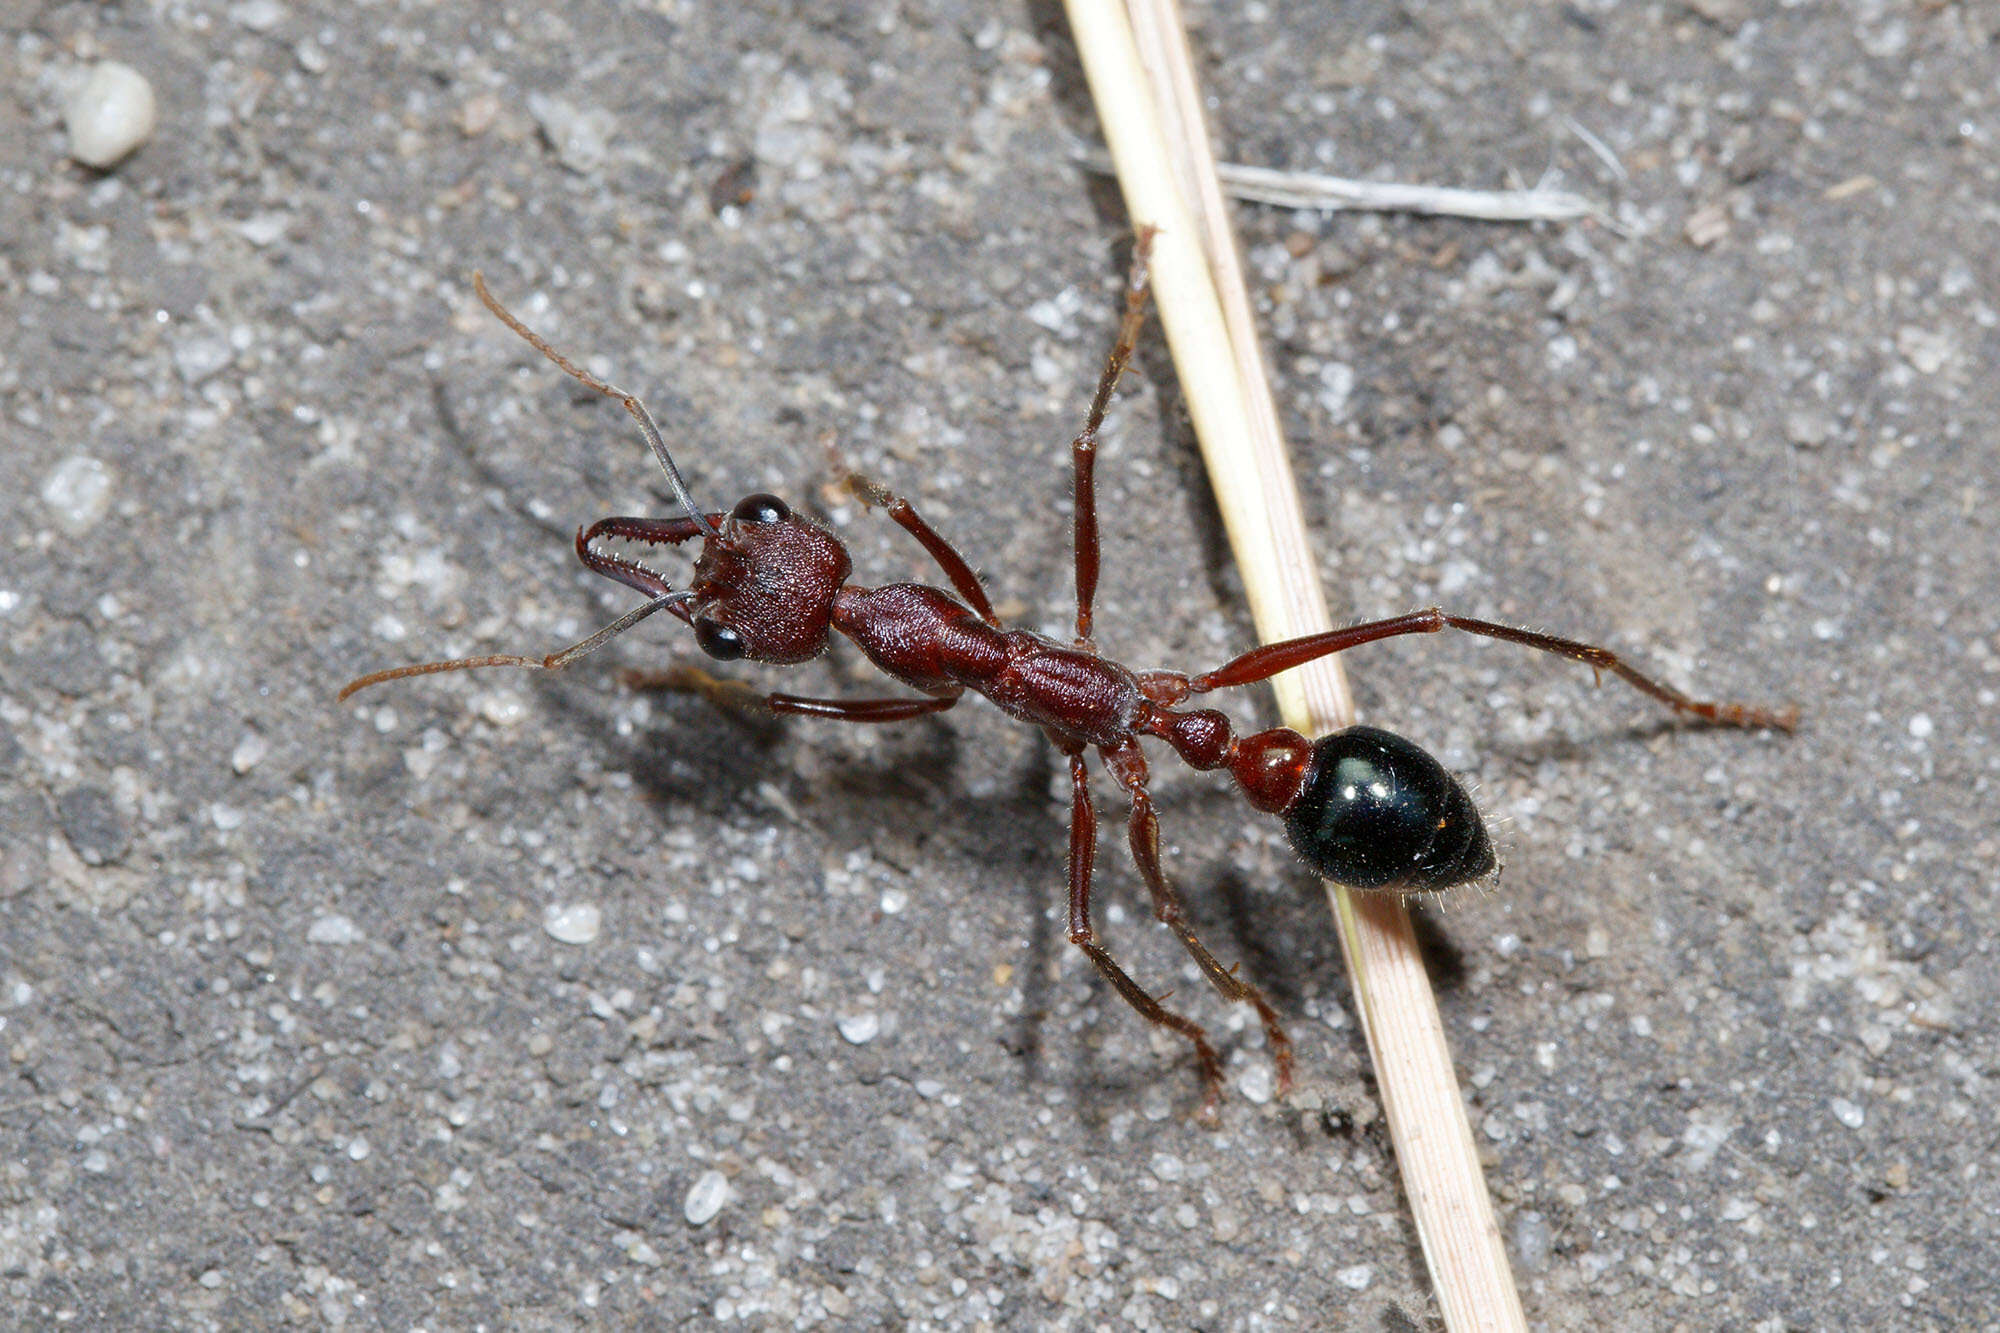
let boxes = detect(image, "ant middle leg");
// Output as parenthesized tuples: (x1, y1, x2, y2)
(1100, 738, 1296, 1097)
(1062, 743, 1225, 1123)
(619, 666, 964, 724)
(1071, 230, 1156, 645)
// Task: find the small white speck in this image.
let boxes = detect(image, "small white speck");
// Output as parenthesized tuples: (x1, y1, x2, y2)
(1907, 713, 1933, 740)
(234, 212, 291, 247)
(229, 0, 284, 31)
(1317, 361, 1355, 419)
(230, 732, 269, 774)
(198, 1269, 223, 1289)
(837, 1011, 880, 1045)
(1235, 1062, 1274, 1105)
(209, 803, 245, 831)
(1830, 1097, 1866, 1129)
(307, 914, 363, 945)
(478, 691, 528, 727)
(1336, 1264, 1373, 1291)
(346, 1137, 371, 1161)
(879, 888, 908, 915)
(41, 455, 115, 535)
(542, 903, 602, 945)
(684, 1170, 729, 1226)
(527, 93, 614, 174)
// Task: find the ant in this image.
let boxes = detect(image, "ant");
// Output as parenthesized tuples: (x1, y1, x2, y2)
(341, 239, 1794, 1122)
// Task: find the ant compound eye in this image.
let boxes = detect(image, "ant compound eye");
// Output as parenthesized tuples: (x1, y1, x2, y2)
(693, 618, 746, 661)
(1283, 726, 1494, 892)
(731, 493, 790, 525)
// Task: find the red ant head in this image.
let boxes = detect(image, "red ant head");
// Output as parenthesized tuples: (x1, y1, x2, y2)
(684, 494, 851, 665)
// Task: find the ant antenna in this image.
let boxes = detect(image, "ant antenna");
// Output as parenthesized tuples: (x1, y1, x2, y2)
(472, 272, 721, 541)
(337, 589, 693, 701)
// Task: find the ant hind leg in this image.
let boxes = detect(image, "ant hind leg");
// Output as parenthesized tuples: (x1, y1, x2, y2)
(1062, 745, 1226, 1124)
(1101, 738, 1296, 1098)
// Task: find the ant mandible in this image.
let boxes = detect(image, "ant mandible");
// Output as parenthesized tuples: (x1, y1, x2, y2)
(342, 238, 1794, 1122)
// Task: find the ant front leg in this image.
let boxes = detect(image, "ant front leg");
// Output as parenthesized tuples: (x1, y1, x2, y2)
(1061, 742, 1225, 1124)
(1071, 232, 1155, 645)
(1100, 738, 1295, 1098)
(837, 472, 1000, 627)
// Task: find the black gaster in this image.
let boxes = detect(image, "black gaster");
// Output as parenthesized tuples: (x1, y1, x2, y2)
(1282, 725, 1494, 891)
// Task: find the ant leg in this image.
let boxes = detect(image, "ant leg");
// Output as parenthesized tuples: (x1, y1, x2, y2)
(1101, 738, 1295, 1098)
(618, 668, 963, 723)
(616, 664, 772, 713)
(1437, 614, 1797, 728)
(766, 691, 961, 723)
(838, 472, 1000, 627)
(1168, 608, 1795, 730)
(1072, 231, 1155, 644)
(1062, 743, 1225, 1124)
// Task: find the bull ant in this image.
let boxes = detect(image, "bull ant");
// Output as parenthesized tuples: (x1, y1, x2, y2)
(342, 242, 1793, 1120)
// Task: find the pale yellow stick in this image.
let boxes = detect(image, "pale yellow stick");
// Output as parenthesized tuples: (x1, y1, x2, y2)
(1065, 1, 1527, 1327)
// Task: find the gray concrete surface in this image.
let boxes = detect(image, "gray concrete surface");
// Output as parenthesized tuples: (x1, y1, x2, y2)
(4, 2, 1996, 1328)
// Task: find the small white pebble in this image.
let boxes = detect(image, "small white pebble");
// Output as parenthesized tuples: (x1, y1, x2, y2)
(1335, 1264, 1374, 1291)
(229, 0, 285, 31)
(41, 455, 114, 536)
(1830, 1097, 1866, 1129)
(527, 93, 613, 173)
(542, 903, 602, 945)
(230, 732, 269, 774)
(234, 212, 290, 247)
(198, 1269, 224, 1289)
(836, 1011, 880, 1045)
(307, 914, 363, 945)
(64, 62, 158, 169)
(1907, 713, 1933, 740)
(684, 1170, 729, 1226)
(478, 691, 528, 728)
(346, 1137, 371, 1161)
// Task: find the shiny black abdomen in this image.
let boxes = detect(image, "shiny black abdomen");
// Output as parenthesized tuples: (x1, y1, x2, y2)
(1282, 725, 1494, 892)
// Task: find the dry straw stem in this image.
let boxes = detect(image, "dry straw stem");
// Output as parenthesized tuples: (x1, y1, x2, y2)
(1061, 1, 1528, 1328)
(1214, 160, 1601, 224)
